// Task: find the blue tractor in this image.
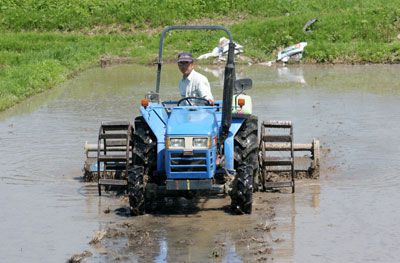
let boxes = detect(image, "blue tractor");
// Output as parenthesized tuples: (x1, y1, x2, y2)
(89, 26, 319, 215)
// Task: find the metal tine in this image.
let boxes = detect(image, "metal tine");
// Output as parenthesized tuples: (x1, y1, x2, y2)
(260, 120, 295, 193)
(97, 122, 133, 196)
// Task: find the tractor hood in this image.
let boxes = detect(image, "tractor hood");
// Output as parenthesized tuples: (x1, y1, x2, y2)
(166, 107, 218, 136)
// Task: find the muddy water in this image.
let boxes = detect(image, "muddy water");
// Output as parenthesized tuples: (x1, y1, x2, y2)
(1, 64, 400, 262)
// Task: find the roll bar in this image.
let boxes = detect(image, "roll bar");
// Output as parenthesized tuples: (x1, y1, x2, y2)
(155, 25, 233, 93)
(155, 25, 236, 144)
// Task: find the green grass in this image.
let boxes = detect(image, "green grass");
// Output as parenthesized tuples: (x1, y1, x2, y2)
(0, 32, 157, 111)
(1, 0, 400, 111)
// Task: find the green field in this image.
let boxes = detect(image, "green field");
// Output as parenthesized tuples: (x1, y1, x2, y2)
(1, 0, 400, 111)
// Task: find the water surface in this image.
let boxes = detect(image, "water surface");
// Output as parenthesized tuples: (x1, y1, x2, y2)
(1, 63, 399, 262)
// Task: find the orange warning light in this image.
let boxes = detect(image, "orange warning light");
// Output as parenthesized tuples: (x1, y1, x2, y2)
(238, 98, 245, 107)
(141, 99, 149, 108)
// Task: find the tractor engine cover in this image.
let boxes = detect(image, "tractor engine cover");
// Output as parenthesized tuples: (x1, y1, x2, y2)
(165, 107, 219, 180)
(166, 107, 218, 136)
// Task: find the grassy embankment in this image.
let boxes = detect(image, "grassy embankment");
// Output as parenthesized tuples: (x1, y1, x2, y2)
(1, 0, 400, 111)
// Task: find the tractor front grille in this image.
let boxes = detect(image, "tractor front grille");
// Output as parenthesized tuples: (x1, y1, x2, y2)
(168, 150, 214, 178)
(170, 152, 207, 172)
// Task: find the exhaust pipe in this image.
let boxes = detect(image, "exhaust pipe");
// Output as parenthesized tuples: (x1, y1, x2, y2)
(220, 42, 236, 144)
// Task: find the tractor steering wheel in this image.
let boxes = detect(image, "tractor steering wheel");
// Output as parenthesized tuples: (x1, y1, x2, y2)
(177, 97, 211, 106)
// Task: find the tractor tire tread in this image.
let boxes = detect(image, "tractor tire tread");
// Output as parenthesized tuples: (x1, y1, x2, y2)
(230, 115, 259, 214)
(128, 167, 145, 216)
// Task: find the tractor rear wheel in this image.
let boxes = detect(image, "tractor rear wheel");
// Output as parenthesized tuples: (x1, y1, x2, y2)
(230, 115, 259, 214)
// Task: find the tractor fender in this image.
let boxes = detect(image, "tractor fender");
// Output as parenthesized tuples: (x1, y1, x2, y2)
(140, 105, 168, 171)
(224, 118, 245, 170)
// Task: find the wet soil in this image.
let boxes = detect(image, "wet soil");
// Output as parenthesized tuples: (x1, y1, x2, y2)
(97, 194, 279, 262)
(1, 64, 400, 262)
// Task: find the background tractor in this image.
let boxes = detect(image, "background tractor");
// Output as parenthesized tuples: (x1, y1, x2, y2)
(83, 26, 320, 215)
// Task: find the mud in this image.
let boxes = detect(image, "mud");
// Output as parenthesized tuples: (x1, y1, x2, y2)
(1, 64, 400, 262)
(95, 194, 279, 262)
(68, 250, 93, 263)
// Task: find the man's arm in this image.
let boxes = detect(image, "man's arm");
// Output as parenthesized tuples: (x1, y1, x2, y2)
(198, 76, 214, 103)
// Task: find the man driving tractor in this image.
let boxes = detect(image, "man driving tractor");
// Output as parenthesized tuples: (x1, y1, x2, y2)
(177, 52, 214, 104)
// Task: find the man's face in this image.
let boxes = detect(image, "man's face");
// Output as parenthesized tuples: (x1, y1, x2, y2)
(178, 61, 194, 76)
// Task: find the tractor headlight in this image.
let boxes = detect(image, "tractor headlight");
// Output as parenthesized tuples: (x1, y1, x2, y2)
(193, 137, 210, 148)
(167, 137, 185, 149)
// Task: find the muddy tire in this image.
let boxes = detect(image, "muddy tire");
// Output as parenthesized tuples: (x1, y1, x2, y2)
(233, 115, 259, 182)
(133, 116, 157, 181)
(230, 165, 253, 214)
(230, 115, 259, 214)
(132, 116, 160, 213)
(128, 166, 145, 216)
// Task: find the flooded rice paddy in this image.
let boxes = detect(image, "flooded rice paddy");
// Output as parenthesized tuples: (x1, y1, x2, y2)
(0, 63, 399, 262)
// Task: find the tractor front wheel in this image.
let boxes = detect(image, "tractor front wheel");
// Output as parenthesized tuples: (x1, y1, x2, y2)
(230, 165, 253, 214)
(128, 166, 145, 216)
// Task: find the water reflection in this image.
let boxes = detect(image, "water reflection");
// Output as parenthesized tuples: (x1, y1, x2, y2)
(277, 66, 306, 84)
(154, 238, 168, 262)
(198, 65, 248, 100)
